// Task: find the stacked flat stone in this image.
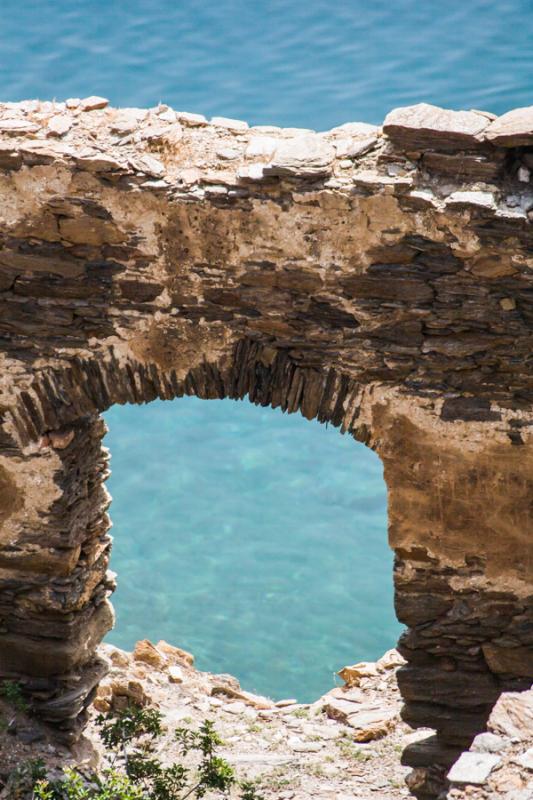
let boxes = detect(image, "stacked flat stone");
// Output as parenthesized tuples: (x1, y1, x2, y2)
(0, 99, 531, 799)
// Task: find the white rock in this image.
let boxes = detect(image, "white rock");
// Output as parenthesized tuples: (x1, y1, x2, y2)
(75, 152, 124, 172)
(65, 98, 81, 109)
(80, 95, 109, 112)
(283, 127, 315, 136)
(110, 109, 146, 134)
(275, 698, 299, 708)
(141, 179, 169, 190)
(175, 111, 207, 126)
(18, 100, 40, 113)
(502, 790, 533, 800)
(164, 708, 194, 725)
(245, 136, 279, 158)
(288, 736, 322, 753)
(168, 665, 183, 683)
(251, 125, 282, 133)
(334, 135, 377, 159)
(489, 688, 533, 741)
(471, 732, 510, 753)
(345, 706, 398, 741)
(47, 115, 72, 137)
(205, 185, 228, 195)
(446, 190, 495, 208)
(377, 649, 407, 671)
(39, 101, 57, 114)
(515, 747, 533, 770)
(265, 134, 335, 178)
(0, 118, 39, 133)
(209, 697, 223, 707)
(328, 121, 379, 137)
(518, 166, 531, 183)
(237, 163, 267, 182)
(157, 109, 177, 123)
(135, 154, 165, 177)
(403, 728, 436, 745)
(211, 116, 249, 131)
(222, 701, 246, 715)
(447, 752, 501, 785)
(216, 147, 240, 160)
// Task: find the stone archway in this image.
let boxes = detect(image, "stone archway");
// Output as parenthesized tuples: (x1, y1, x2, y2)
(0, 99, 532, 796)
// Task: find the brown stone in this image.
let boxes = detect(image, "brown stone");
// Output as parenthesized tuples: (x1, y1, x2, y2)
(347, 707, 398, 741)
(422, 150, 504, 180)
(483, 644, 533, 678)
(338, 661, 379, 687)
(0, 465, 23, 525)
(58, 216, 125, 246)
(211, 685, 272, 709)
(156, 640, 194, 667)
(48, 428, 75, 449)
(133, 639, 166, 669)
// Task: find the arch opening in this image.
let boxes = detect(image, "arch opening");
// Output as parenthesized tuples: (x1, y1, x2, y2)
(2, 336, 531, 800)
(103, 395, 398, 702)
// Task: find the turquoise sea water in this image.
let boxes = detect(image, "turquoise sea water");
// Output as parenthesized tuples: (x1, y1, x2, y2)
(2, 0, 532, 700)
(104, 400, 391, 700)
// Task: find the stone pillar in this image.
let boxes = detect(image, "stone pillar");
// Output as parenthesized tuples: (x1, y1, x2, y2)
(0, 414, 114, 740)
(376, 407, 533, 798)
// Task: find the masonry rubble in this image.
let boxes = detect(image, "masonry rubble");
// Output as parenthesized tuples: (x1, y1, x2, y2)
(1, 641, 531, 800)
(0, 98, 531, 799)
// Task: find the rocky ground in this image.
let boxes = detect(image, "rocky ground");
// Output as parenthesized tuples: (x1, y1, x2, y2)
(0, 641, 531, 799)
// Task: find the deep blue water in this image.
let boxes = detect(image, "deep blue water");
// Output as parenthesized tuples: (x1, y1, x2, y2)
(2, 0, 531, 700)
(1, 1, 532, 128)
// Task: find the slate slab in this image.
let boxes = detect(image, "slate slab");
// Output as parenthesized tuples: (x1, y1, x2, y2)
(485, 106, 533, 146)
(383, 103, 489, 151)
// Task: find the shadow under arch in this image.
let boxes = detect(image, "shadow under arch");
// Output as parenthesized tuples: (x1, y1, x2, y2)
(2, 338, 532, 799)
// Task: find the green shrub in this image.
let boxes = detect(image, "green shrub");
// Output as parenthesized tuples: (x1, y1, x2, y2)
(3, 759, 47, 799)
(30, 707, 264, 800)
(1, 679, 29, 713)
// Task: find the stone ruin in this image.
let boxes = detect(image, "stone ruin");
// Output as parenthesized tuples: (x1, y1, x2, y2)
(0, 97, 531, 798)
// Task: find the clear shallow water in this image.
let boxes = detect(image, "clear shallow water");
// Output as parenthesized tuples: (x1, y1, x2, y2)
(104, 400, 392, 701)
(2, 0, 532, 699)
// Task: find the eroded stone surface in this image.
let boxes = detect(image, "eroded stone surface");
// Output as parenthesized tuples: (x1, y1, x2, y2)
(485, 106, 533, 147)
(0, 99, 531, 799)
(383, 102, 489, 149)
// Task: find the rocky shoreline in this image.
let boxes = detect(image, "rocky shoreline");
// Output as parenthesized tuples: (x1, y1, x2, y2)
(1, 641, 531, 799)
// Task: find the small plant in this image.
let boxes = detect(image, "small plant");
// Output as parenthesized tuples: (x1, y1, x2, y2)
(335, 735, 372, 762)
(246, 722, 262, 734)
(290, 708, 309, 719)
(30, 705, 264, 800)
(4, 759, 46, 798)
(240, 781, 262, 800)
(1, 679, 29, 713)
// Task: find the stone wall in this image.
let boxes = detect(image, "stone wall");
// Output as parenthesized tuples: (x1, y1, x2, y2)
(0, 97, 532, 798)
